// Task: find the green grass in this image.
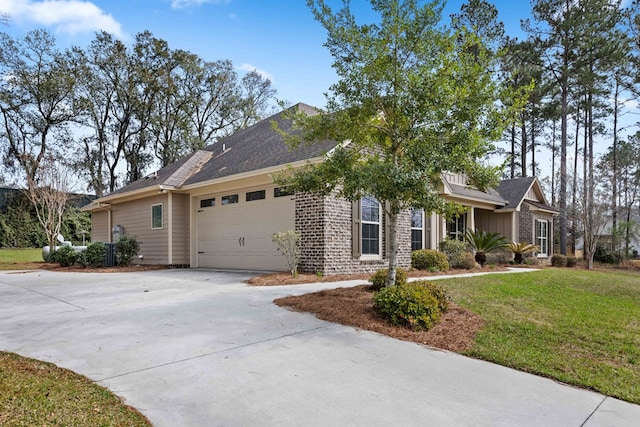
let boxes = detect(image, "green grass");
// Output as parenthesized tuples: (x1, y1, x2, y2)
(0, 248, 43, 270)
(441, 268, 640, 404)
(0, 351, 151, 426)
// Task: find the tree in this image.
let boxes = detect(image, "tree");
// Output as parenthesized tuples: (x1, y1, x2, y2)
(24, 156, 74, 254)
(277, 0, 528, 286)
(0, 30, 78, 184)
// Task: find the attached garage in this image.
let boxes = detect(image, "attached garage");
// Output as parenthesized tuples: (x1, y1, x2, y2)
(196, 188, 295, 271)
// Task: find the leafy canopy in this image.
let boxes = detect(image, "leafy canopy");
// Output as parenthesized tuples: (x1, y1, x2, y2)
(277, 0, 529, 217)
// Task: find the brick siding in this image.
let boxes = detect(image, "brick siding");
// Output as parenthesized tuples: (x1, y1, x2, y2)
(296, 193, 412, 275)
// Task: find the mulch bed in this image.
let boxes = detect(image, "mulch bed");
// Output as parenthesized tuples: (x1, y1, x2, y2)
(247, 265, 508, 286)
(275, 284, 484, 352)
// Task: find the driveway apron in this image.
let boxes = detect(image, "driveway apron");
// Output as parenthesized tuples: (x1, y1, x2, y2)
(1, 269, 638, 426)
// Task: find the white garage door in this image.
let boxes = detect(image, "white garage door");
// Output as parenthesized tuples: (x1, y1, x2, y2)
(196, 191, 295, 271)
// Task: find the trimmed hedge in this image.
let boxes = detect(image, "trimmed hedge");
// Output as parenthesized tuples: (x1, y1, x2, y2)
(551, 254, 567, 267)
(85, 242, 107, 267)
(49, 246, 78, 267)
(116, 235, 140, 266)
(411, 249, 449, 271)
(373, 280, 449, 331)
(369, 268, 408, 291)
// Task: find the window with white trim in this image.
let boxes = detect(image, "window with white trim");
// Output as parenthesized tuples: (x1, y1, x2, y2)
(447, 213, 467, 241)
(536, 219, 548, 256)
(411, 208, 424, 251)
(361, 196, 381, 256)
(151, 204, 163, 229)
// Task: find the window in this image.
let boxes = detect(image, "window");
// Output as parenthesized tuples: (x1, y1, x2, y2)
(361, 196, 381, 256)
(411, 208, 424, 251)
(151, 204, 163, 229)
(200, 198, 215, 208)
(447, 213, 467, 241)
(274, 187, 293, 198)
(536, 219, 548, 256)
(221, 194, 238, 205)
(246, 190, 266, 202)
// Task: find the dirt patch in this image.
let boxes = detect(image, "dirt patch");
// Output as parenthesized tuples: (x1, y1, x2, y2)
(275, 284, 483, 352)
(248, 266, 508, 286)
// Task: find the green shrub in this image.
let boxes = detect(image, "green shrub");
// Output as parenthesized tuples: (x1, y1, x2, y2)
(373, 281, 448, 330)
(594, 246, 621, 264)
(411, 249, 449, 271)
(85, 242, 107, 267)
(551, 254, 567, 267)
(457, 252, 477, 270)
(464, 229, 508, 266)
(49, 246, 78, 267)
(412, 279, 450, 313)
(116, 235, 140, 266)
(438, 239, 467, 267)
(369, 268, 407, 291)
(566, 256, 577, 268)
(76, 250, 87, 267)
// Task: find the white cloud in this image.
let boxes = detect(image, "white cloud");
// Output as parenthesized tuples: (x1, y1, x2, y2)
(0, 0, 123, 38)
(171, 0, 229, 9)
(238, 63, 274, 82)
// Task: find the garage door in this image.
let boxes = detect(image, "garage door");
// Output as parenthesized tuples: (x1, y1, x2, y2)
(196, 191, 295, 271)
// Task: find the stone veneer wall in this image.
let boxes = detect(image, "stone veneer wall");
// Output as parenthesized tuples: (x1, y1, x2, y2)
(296, 193, 412, 276)
(519, 203, 534, 244)
(295, 193, 326, 274)
(519, 202, 555, 253)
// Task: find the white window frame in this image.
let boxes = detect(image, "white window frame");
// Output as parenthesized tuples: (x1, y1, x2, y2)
(361, 196, 382, 258)
(411, 208, 424, 251)
(447, 213, 467, 241)
(151, 203, 163, 230)
(536, 219, 548, 257)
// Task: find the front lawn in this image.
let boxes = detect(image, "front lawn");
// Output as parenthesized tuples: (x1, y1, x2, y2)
(0, 351, 150, 426)
(0, 248, 43, 270)
(277, 268, 640, 404)
(443, 269, 640, 404)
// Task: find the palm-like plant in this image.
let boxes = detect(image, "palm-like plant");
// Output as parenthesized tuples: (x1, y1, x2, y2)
(508, 242, 539, 264)
(464, 229, 508, 266)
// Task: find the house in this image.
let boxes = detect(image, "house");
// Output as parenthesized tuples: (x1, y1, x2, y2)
(576, 212, 640, 258)
(82, 103, 558, 274)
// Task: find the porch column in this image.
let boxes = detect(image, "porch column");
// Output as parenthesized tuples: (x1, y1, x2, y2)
(468, 206, 475, 231)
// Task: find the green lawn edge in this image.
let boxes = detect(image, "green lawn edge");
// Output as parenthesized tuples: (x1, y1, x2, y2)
(441, 268, 640, 404)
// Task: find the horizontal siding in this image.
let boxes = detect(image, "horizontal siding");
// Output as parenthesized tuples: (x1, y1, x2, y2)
(91, 211, 109, 242)
(475, 209, 514, 241)
(111, 194, 168, 264)
(172, 193, 189, 265)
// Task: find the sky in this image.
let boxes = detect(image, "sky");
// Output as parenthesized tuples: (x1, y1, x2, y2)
(0, 0, 534, 109)
(0, 0, 636, 190)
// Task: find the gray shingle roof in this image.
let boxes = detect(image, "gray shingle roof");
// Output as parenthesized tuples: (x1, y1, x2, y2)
(107, 103, 337, 196)
(448, 183, 507, 205)
(184, 103, 336, 186)
(495, 177, 536, 208)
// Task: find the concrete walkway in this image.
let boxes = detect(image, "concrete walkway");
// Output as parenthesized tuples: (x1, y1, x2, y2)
(1, 268, 638, 426)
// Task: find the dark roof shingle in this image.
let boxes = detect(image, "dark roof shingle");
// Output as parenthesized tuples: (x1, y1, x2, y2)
(107, 103, 337, 196)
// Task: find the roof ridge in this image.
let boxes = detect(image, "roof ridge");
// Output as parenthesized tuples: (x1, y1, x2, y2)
(164, 150, 214, 187)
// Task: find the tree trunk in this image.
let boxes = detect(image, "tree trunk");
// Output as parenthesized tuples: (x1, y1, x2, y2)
(559, 81, 568, 255)
(612, 76, 619, 255)
(521, 117, 527, 177)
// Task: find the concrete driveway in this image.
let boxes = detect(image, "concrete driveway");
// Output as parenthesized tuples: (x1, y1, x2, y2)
(1, 269, 638, 426)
